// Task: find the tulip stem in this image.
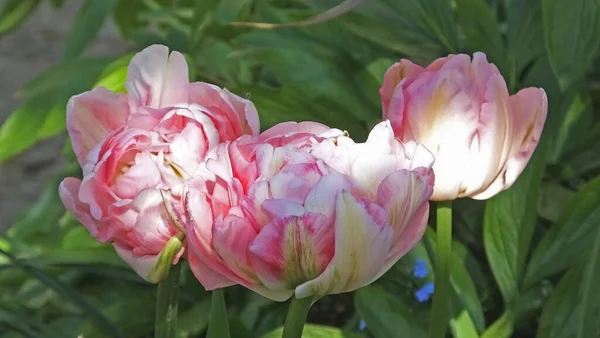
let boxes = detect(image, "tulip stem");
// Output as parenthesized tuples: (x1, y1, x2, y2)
(282, 296, 313, 338)
(429, 201, 452, 338)
(206, 289, 230, 338)
(155, 263, 181, 338)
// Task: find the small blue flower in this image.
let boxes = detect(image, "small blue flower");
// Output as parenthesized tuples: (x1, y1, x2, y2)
(415, 282, 435, 303)
(413, 258, 429, 278)
(358, 319, 367, 331)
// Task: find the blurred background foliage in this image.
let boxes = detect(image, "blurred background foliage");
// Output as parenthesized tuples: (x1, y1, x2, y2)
(1, 0, 600, 337)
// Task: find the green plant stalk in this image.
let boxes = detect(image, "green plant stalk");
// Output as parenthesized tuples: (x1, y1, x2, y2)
(429, 201, 453, 338)
(282, 296, 314, 338)
(206, 289, 231, 338)
(155, 263, 181, 338)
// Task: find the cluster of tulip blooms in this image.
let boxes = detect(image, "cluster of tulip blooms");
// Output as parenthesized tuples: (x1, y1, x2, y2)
(59, 45, 547, 335)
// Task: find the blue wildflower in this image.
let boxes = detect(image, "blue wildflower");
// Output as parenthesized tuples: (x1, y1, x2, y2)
(415, 282, 435, 303)
(413, 258, 429, 278)
(358, 319, 367, 331)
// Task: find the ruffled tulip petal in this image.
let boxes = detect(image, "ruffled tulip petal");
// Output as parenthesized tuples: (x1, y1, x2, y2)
(249, 213, 334, 291)
(376, 170, 433, 260)
(187, 247, 237, 289)
(212, 215, 260, 284)
(189, 82, 260, 138)
(304, 174, 352, 220)
(125, 45, 190, 111)
(59, 177, 108, 241)
(380, 60, 424, 116)
(294, 192, 393, 299)
(66, 87, 129, 165)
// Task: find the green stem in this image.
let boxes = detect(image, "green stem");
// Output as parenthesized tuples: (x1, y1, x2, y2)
(429, 201, 453, 338)
(282, 296, 313, 338)
(206, 289, 230, 338)
(155, 263, 181, 338)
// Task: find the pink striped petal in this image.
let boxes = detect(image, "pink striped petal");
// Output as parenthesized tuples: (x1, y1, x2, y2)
(249, 213, 334, 291)
(295, 191, 393, 298)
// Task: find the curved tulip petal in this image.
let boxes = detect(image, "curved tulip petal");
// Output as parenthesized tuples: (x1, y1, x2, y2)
(471, 88, 548, 200)
(294, 191, 393, 299)
(303, 174, 352, 220)
(113, 234, 184, 284)
(381, 52, 547, 201)
(380, 59, 424, 116)
(212, 214, 260, 284)
(187, 248, 237, 290)
(125, 44, 190, 111)
(59, 177, 108, 240)
(66, 87, 129, 165)
(189, 82, 260, 138)
(249, 213, 334, 291)
(376, 170, 433, 259)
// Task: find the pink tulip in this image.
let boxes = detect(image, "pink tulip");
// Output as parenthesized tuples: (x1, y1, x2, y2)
(186, 121, 435, 300)
(59, 45, 260, 282)
(380, 52, 547, 200)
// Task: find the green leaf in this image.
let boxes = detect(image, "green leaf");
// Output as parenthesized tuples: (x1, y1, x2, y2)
(421, 228, 486, 333)
(355, 285, 426, 338)
(455, 0, 505, 71)
(0, 249, 124, 338)
(483, 137, 548, 304)
(543, 0, 600, 90)
(94, 53, 135, 92)
(262, 324, 364, 338)
(506, 0, 545, 77)
(480, 311, 514, 338)
(63, 0, 117, 60)
(450, 310, 480, 338)
(524, 175, 600, 286)
(577, 224, 600, 338)
(0, 0, 39, 38)
(0, 58, 111, 162)
(381, 0, 459, 53)
(537, 267, 583, 338)
(179, 299, 211, 337)
(550, 93, 593, 163)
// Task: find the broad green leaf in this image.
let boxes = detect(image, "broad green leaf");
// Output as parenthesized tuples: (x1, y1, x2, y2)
(421, 229, 486, 333)
(483, 137, 548, 304)
(577, 225, 600, 338)
(179, 299, 211, 337)
(524, 175, 600, 287)
(537, 267, 583, 338)
(63, 0, 117, 60)
(78, 299, 154, 338)
(480, 311, 514, 338)
(262, 324, 364, 338)
(455, 0, 505, 71)
(450, 310, 479, 338)
(0, 96, 58, 163)
(355, 285, 426, 338)
(537, 183, 576, 223)
(550, 93, 592, 163)
(543, 0, 600, 90)
(562, 124, 600, 179)
(507, 0, 545, 77)
(380, 0, 459, 53)
(0, 58, 111, 162)
(94, 53, 135, 92)
(0, 0, 39, 38)
(8, 177, 66, 241)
